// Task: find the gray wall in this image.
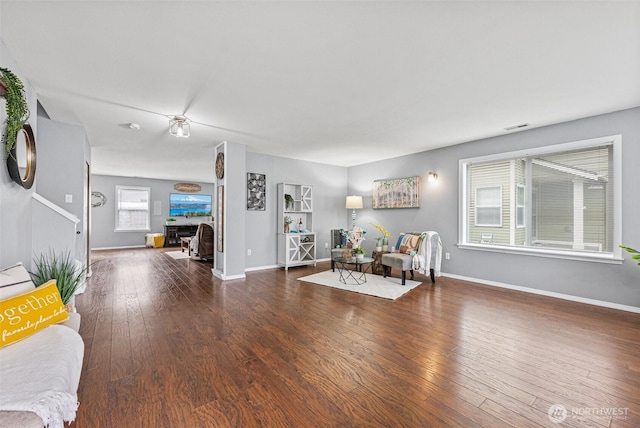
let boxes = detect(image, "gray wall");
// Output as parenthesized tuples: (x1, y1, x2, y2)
(244, 152, 348, 269)
(37, 117, 91, 262)
(0, 41, 37, 268)
(91, 152, 348, 271)
(349, 107, 640, 308)
(91, 175, 215, 248)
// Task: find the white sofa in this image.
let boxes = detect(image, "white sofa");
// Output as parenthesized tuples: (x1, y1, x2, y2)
(0, 264, 84, 428)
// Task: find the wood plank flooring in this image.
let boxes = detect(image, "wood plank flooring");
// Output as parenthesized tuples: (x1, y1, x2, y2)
(74, 248, 640, 427)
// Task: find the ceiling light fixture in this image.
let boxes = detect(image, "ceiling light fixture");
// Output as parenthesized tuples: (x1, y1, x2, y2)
(128, 123, 141, 130)
(169, 115, 190, 138)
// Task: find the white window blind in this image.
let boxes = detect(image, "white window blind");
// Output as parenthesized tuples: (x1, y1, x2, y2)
(475, 186, 502, 226)
(115, 186, 150, 231)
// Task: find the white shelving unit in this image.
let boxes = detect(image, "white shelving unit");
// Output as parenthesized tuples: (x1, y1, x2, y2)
(277, 183, 316, 270)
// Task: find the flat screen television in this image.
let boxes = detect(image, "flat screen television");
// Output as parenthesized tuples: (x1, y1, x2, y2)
(169, 193, 212, 217)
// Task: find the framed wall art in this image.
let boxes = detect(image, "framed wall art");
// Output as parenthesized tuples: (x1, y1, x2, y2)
(246, 173, 266, 211)
(372, 176, 421, 209)
(217, 185, 224, 252)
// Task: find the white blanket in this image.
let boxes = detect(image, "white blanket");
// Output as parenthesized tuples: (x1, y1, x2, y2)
(190, 221, 215, 255)
(411, 231, 442, 277)
(0, 325, 84, 428)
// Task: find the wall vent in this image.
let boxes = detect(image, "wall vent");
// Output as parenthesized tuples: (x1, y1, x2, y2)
(504, 123, 530, 131)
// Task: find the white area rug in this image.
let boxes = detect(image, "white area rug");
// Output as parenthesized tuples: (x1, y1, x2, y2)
(298, 270, 421, 300)
(165, 250, 190, 260)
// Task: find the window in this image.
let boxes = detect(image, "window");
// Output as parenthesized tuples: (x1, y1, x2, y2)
(115, 186, 150, 231)
(516, 185, 525, 228)
(475, 186, 502, 226)
(459, 135, 622, 260)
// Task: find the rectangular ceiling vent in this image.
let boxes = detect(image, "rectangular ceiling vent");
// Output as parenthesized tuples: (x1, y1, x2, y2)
(504, 123, 530, 131)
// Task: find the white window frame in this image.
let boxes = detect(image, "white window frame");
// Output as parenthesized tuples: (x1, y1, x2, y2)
(475, 186, 503, 227)
(458, 135, 623, 263)
(115, 185, 151, 232)
(516, 184, 525, 228)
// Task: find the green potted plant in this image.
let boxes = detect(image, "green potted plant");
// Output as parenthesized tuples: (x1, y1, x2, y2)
(284, 194, 294, 210)
(0, 67, 30, 160)
(30, 250, 87, 310)
(353, 246, 366, 261)
(620, 245, 640, 267)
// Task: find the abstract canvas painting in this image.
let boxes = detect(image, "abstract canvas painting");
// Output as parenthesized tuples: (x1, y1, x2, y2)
(372, 176, 421, 209)
(247, 173, 266, 211)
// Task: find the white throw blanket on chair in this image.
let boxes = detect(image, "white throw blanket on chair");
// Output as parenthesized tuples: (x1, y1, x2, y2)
(411, 231, 442, 277)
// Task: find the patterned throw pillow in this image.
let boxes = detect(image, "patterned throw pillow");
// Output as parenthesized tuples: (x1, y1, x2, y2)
(397, 233, 423, 254)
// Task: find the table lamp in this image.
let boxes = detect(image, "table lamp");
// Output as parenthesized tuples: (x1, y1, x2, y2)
(345, 195, 363, 229)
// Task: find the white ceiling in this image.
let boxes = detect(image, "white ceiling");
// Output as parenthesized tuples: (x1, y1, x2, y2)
(1, 1, 639, 183)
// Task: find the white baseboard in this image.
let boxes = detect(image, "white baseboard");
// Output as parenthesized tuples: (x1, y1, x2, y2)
(245, 264, 279, 272)
(441, 272, 640, 314)
(212, 268, 246, 281)
(92, 245, 146, 251)
(245, 261, 328, 272)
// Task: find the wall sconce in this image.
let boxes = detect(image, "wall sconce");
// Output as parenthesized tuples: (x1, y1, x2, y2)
(169, 115, 190, 138)
(427, 172, 438, 183)
(345, 195, 363, 228)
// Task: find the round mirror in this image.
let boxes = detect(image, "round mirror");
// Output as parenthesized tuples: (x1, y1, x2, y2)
(7, 123, 36, 189)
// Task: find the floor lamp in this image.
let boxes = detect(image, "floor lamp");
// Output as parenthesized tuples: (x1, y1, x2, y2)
(345, 195, 363, 229)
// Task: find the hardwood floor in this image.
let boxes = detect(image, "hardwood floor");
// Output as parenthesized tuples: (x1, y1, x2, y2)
(74, 248, 640, 427)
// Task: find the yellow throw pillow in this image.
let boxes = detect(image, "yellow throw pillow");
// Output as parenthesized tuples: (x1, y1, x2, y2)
(0, 280, 68, 348)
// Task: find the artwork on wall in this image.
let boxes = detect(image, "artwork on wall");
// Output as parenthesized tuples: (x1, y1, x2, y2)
(246, 173, 266, 211)
(217, 185, 224, 252)
(174, 182, 201, 193)
(372, 176, 421, 209)
(169, 193, 212, 217)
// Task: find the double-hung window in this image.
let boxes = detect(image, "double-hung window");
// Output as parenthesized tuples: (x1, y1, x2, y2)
(115, 185, 150, 232)
(459, 135, 622, 261)
(475, 186, 502, 227)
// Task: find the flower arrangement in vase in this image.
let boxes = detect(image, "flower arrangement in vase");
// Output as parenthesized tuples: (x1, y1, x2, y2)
(284, 216, 293, 233)
(340, 227, 366, 249)
(375, 237, 383, 251)
(372, 224, 392, 251)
